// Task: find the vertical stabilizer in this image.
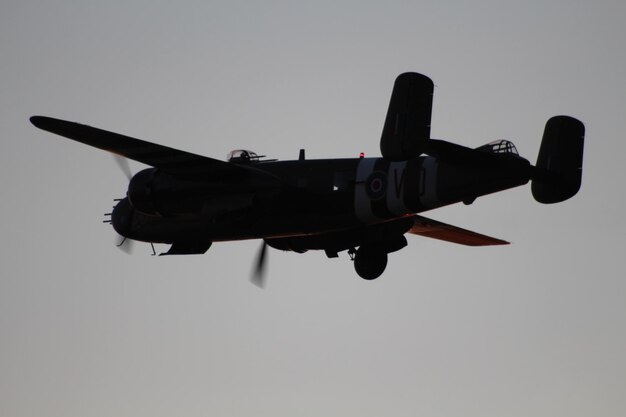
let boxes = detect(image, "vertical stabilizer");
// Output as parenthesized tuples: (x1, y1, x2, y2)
(380, 73, 434, 161)
(532, 116, 585, 204)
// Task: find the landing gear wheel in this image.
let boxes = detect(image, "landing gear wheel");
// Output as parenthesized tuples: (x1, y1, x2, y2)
(354, 246, 387, 280)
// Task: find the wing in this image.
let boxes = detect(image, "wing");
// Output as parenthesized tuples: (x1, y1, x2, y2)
(380, 72, 434, 161)
(408, 214, 509, 246)
(30, 116, 276, 180)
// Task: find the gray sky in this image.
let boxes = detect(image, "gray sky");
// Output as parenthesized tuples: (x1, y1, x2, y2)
(2, 1, 626, 416)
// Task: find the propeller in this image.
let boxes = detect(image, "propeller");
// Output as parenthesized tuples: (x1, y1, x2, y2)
(251, 241, 269, 288)
(110, 155, 133, 252)
(113, 154, 132, 180)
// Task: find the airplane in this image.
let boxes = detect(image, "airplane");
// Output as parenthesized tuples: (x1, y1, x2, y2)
(30, 72, 585, 286)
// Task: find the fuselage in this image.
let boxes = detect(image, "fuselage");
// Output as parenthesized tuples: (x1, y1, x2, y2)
(112, 152, 531, 247)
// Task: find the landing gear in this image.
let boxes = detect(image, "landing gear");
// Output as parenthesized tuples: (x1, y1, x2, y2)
(353, 245, 387, 280)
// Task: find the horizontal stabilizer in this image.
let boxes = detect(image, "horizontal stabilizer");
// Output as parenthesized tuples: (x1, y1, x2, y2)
(424, 139, 504, 167)
(408, 215, 509, 246)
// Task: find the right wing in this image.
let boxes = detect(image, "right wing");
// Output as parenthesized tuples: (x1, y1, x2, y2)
(408, 214, 509, 246)
(30, 116, 278, 181)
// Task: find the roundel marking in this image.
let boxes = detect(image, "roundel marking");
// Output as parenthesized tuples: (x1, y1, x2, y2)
(365, 171, 388, 200)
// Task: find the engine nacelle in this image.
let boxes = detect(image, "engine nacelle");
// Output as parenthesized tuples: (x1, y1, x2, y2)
(127, 168, 210, 216)
(127, 168, 160, 215)
(111, 197, 134, 236)
(127, 168, 259, 217)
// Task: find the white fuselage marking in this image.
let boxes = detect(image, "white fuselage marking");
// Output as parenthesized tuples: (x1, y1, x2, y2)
(419, 156, 439, 209)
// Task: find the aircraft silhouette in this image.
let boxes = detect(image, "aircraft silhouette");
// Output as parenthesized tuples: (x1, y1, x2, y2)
(31, 72, 584, 286)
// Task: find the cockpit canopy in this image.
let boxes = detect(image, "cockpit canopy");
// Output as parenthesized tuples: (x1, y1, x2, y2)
(227, 149, 260, 163)
(476, 139, 519, 155)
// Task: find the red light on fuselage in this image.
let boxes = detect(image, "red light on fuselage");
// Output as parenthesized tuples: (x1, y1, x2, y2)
(359, 152, 365, 158)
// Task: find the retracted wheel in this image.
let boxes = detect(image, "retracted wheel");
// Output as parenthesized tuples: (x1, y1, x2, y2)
(354, 245, 387, 280)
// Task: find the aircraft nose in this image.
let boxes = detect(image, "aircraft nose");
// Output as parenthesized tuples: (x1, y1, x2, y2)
(111, 197, 134, 236)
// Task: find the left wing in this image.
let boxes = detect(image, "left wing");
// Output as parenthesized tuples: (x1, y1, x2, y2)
(30, 116, 278, 181)
(408, 214, 509, 246)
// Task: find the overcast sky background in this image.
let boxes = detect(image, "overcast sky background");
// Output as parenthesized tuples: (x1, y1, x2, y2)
(2, 1, 626, 416)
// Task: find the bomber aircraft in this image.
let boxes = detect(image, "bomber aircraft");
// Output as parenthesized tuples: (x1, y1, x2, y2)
(31, 72, 585, 286)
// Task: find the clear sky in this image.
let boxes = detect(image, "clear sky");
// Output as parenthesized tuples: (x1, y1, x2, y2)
(2, 1, 625, 416)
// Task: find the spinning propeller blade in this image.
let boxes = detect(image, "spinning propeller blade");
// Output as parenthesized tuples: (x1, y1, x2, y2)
(251, 241, 268, 288)
(110, 157, 133, 252)
(113, 155, 132, 180)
